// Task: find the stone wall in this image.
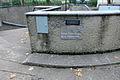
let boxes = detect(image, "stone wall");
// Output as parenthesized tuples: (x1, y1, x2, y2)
(27, 14, 120, 54)
(69, 4, 90, 11)
(0, 4, 90, 25)
(61, 4, 90, 11)
(0, 6, 34, 25)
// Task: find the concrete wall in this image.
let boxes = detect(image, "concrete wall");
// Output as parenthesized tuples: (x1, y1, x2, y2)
(97, 0, 108, 5)
(69, 4, 89, 11)
(97, 0, 120, 7)
(27, 14, 120, 54)
(61, 4, 90, 11)
(97, 0, 108, 7)
(113, 0, 120, 4)
(0, 6, 34, 25)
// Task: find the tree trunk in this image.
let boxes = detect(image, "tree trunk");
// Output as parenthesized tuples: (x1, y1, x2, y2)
(46, 0, 51, 4)
(20, 0, 24, 5)
(107, 0, 111, 4)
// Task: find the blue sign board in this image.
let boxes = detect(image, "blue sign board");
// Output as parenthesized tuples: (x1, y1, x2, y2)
(36, 16, 48, 33)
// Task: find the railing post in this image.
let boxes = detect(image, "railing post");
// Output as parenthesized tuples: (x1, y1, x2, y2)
(65, 0, 67, 11)
(107, 0, 111, 4)
(0, 19, 2, 27)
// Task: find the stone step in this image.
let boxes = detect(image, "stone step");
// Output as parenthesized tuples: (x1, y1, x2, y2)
(23, 51, 120, 68)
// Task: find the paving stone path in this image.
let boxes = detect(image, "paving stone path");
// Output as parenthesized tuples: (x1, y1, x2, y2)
(0, 26, 120, 80)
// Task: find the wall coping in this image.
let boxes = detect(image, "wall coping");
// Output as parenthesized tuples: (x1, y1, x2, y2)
(26, 10, 120, 16)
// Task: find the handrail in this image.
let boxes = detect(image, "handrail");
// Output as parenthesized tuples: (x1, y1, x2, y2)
(33, 6, 61, 11)
(2, 21, 27, 27)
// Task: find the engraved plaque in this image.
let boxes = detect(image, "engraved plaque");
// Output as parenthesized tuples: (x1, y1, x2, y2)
(61, 25, 83, 39)
(65, 19, 80, 25)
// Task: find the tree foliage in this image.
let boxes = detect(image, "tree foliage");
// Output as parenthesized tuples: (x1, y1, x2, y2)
(46, 0, 51, 4)
(87, 0, 97, 7)
(1, 0, 97, 6)
(69, 0, 77, 3)
(12, 0, 20, 5)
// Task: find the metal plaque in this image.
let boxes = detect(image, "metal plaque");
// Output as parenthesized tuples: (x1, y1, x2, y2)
(36, 16, 48, 33)
(65, 19, 80, 25)
(61, 25, 83, 39)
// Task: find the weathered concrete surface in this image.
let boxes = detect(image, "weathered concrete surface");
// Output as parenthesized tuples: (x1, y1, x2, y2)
(0, 28, 31, 62)
(1, 58, 120, 80)
(23, 51, 120, 68)
(60, 4, 90, 11)
(0, 6, 34, 24)
(0, 28, 120, 80)
(69, 4, 90, 11)
(0, 71, 34, 80)
(27, 14, 120, 54)
(0, 24, 21, 31)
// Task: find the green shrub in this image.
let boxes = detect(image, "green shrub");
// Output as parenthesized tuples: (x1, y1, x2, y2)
(51, 0, 62, 4)
(12, 0, 20, 5)
(87, 0, 97, 7)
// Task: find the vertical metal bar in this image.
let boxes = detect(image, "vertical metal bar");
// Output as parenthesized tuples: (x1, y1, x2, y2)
(107, 0, 111, 4)
(65, 0, 67, 11)
(0, 19, 2, 27)
(111, 0, 113, 4)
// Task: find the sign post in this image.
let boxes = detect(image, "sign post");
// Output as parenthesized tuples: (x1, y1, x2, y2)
(0, 20, 2, 27)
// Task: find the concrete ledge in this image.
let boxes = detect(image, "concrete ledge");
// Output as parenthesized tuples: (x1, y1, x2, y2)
(23, 51, 120, 68)
(26, 10, 120, 16)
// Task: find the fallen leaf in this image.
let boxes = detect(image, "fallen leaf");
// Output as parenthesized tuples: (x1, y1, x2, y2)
(28, 66, 34, 71)
(21, 38, 27, 41)
(25, 36, 28, 38)
(112, 56, 119, 59)
(20, 40, 23, 42)
(10, 74, 16, 79)
(75, 72, 83, 77)
(20, 38, 24, 41)
(70, 68, 73, 70)
(5, 50, 12, 54)
(20, 40, 26, 44)
(25, 32, 29, 34)
(26, 53, 29, 55)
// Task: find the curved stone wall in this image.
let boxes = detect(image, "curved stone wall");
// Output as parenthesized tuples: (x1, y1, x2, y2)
(0, 6, 34, 25)
(26, 11, 120, 54)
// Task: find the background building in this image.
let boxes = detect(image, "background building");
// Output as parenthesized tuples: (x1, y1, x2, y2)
(97, 0, 120, 7)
